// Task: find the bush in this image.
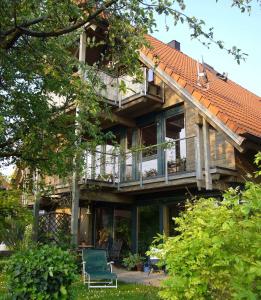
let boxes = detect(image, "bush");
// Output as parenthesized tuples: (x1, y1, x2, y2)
(0, 190, 32, 250)
(156, 182, 261, 300)
(123, 253, 145, 270)
(6, 245, 77, 299)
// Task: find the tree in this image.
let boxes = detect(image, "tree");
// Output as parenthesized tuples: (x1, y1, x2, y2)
(0, 0, 259, 178)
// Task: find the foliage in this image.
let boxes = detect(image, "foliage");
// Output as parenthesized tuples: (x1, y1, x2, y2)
(6, 245, 77, 300)
(144, 168, 158, 178)
(0, 190, 32, 250)
(123, 253, 145, 270)
(0, 0, 259, 178)
(155, 182, 261, 300)
(254, 152, 261, 176)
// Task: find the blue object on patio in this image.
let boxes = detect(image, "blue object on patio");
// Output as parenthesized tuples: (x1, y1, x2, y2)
(82, 249, 117, 288)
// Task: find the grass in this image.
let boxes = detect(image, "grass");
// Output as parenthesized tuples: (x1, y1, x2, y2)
(0, 256, 160, 299)
(70, 280, 161, 300)
(0, 270, 161, 300)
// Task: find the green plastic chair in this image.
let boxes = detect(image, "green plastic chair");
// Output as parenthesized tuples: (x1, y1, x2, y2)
(82, 249, 117, 288)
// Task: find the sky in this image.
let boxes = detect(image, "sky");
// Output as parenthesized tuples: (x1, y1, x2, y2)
(153, 0, 261, 96)
(1, 1, 260, 177)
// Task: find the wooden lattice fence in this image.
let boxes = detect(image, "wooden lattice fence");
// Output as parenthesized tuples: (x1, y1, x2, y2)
(38, 212, 71, 245)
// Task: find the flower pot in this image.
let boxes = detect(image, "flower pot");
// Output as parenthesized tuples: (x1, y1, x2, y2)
(136, 263, 143, 271)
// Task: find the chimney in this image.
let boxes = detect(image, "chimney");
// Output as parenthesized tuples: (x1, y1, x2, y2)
(168, 40, 180, 51)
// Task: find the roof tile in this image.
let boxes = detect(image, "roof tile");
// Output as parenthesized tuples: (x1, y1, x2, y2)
(143, 35, 261, 138)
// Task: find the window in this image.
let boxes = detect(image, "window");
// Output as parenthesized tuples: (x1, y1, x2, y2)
(165, 113, 186, 173)
(140, 123, 158, 178)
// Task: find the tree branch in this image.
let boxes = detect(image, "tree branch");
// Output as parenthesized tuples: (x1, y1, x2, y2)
(19, 0, 117, 38)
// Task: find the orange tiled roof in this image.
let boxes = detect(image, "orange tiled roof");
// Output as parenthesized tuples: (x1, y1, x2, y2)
(143, 35, 261, 139)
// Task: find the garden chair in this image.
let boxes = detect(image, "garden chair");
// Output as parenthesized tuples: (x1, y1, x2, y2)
(82, 249, 117, 288)
(109, 240, 123, 261)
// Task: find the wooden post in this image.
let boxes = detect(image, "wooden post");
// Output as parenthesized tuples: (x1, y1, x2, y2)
(117, 151, 121, 191)
(120, 128, 127, 182)
(159, 205, 169, 236)
(100, 144, 106, 177)
(85, 150, 89, 182)
(165, 149, 168, 184)
(140, 150, 143, 187)
(131, 206, 139, 253)
(203, 118, 213, 190)
(195, 123, 203, 190)
(132, 128, 140, 180)
(71, 170, 80, 247)
(71, 31, 86, 246)
(112, 150, 116, 186)
(157, 112, 165, 176)
(32, 170, 40, 241)
(91, 151, 96, 179)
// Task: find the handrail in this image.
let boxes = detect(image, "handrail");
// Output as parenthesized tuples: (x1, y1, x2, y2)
(85, 135, 195, 158)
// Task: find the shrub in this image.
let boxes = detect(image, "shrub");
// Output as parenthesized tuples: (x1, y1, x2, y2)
(123, 253, 145, 270)
(156, 182, 261, 300)
(0, 190, 32, 250)
(6, 245, 77, 299)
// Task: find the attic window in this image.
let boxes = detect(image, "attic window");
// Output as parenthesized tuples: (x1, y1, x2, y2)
(203, 63, 228, 82)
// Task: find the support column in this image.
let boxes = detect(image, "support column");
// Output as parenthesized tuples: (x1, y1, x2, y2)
(131, 206, 139, 253)
(33, 193, 41, 241)
(71, 171, 80, 246)
(132, 128, 139, 180)
(33, 170, 40, 241)
(100, 144, 106, 177)
(195, 120, 204, 190)
(71, 31, 86, 246)
(203, 118, 213, 190)
(159, 205, 169, 236)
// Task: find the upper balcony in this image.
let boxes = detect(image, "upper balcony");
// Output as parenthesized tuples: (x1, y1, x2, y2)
(96, 68, 164, 118)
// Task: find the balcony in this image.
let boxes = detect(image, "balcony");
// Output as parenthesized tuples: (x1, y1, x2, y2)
(81, 136, 199, 192)
(96, 68, 163, 118)
(48, 129, 239, 195)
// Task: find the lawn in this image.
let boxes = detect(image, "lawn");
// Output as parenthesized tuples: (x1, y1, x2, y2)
(0, 270, 161, 300)
(0, 256, 160, 300)
(71, 280, 161, 300)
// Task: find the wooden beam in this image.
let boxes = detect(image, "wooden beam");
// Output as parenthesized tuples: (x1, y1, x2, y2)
(131, 206, 139, 253)
(71, 171, 80, 246)
(101, 113, 136, 128)
(71, 31, 86, 246)
(80, 191, 133, 203)
(195, 122, 203, 190)
(159, 205, 170, 236)
(203, 118, 213, 190)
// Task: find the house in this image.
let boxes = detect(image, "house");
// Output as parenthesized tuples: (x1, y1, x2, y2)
(24, 27, 261, 255)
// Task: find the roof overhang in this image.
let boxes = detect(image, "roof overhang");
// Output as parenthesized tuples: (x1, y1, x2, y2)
(139, 51, 245, 153)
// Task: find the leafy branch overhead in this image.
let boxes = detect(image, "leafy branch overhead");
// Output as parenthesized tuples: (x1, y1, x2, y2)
(0, 0, 259, 176)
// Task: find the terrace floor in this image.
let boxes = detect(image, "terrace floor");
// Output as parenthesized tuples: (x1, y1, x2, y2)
(113, 266, 167, 287)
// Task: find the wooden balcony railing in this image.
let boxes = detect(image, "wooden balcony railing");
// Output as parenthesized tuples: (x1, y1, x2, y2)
(83, 135, 197, 189)
(92, 68, 162, 107)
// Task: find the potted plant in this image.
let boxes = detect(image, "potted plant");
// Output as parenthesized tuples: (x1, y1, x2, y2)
(144, 168, 158, 178)
(122, 253, 145, 271)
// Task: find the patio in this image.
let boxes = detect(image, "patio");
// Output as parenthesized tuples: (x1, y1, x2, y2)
(113, 266, 167, 287)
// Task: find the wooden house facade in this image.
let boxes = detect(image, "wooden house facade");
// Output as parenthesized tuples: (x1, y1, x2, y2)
(27, 28, 261, 254)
